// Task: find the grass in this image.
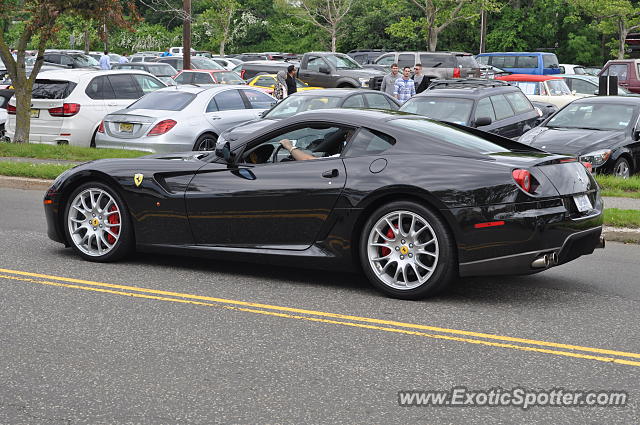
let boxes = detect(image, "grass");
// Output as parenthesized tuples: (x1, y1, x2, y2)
(603, 208, 640, 228)
(0, 161, 74, 180)
(0, 141, 147, 161)
(595, 175, 640, 199)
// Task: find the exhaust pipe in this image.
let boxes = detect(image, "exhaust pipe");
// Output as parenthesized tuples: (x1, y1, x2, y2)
(550, 252, 559, 265)
(531, 254, 550, 269)
(596, 236, 605, 249)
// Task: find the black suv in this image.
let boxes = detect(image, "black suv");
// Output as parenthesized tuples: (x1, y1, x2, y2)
(399, 79, 541, 139)
(42, 51, 99, 69)
(233, 60, 299, 80)
(347, 49, 389, 65)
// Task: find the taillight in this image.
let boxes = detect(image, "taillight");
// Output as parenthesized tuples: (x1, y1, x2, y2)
(97, 120, 105, 133)
(453, 67, 461, 78)
(147, 119, 177, 136)
(512, 169, 532, 193)
(6, 104, 16, 114)
(48, 103, 81, 117)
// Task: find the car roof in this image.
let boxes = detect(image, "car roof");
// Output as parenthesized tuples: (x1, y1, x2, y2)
(162, 84, 261, 95)
(35, 69, 155, 82)
(416, 85, 519, 98)
(178, 69, 232, 74)
(477, 52, 556, 55)
(572, 95, 640, 105)
(288, 88, 385, 97)
(495, 74, 562, 82)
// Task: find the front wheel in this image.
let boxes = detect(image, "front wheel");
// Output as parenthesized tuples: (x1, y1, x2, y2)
(359, 201, 456, 299)
(613, 157, 632, 178)
(64, 182, 134, 262)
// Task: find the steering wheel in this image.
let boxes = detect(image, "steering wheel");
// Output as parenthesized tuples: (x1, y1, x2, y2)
(271, 144, 289, 163)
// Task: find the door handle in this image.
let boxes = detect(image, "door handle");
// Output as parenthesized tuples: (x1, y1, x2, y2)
(322, 169, 339, 178)
(209, 116, 221, 120)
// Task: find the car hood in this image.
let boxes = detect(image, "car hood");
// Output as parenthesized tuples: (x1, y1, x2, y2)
(518, 126, 627, 156)
(222, 118, 279, 141)
(141, 151, 210, 161)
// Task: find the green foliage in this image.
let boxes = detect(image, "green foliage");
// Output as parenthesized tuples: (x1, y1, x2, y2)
(0, 142, 147, 161)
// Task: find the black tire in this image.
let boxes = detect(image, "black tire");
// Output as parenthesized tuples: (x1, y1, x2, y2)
(63, 182, 134, 262)
(90, 127, 98, 148)
(613, 156, 632, 178)
(193, 133, 218, 151)
(359, 201, 456, 300)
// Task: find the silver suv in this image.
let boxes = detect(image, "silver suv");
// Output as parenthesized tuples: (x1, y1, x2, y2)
(374, 51, 481, 79)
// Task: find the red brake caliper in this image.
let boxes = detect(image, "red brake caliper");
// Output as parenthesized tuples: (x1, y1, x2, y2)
(380, 225, 397, 257)
(106, 205, 120, 244)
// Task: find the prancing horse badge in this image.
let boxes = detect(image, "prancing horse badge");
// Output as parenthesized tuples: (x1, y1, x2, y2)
(134, 173, 144, 187)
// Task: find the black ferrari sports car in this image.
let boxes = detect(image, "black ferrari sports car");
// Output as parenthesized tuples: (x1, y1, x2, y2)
(44, 109, 604, 299)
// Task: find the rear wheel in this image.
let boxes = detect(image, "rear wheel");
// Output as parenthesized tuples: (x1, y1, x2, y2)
(193, 133, 218, 151)
(613, 156, 631, 178)
(64, 182, 133, 262)
(359, 201, 456, 299)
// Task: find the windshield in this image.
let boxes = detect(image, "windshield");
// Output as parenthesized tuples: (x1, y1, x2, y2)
(390, 118, 510, 154)
(324, 54, 362, 70)
(192, 57, 224, 70)
(71, 54, 99, 66)
(264, 95, 343, 119)
(127, 90, 196, 111)
(400, 97, 474, 125)
(547, 102, 637, 130)
(546, 79, 571, 95)
(213, 71, 245, 84)
(148, 64, 177, 77)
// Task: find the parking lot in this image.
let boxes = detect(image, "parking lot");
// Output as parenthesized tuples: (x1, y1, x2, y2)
(1, 186, 639, 423)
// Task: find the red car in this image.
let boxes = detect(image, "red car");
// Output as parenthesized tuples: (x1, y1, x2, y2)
(598, 59, 640, 94)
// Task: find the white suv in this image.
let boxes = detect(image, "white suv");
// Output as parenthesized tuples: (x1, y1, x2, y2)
(5, 69, 166, 146)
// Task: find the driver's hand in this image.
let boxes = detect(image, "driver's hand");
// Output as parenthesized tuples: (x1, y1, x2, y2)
(279, 139, 293, 151)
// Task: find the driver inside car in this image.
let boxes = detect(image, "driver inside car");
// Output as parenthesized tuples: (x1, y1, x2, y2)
(278, 128, 355, 161)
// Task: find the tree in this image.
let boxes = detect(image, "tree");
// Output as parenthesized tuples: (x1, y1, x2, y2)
(386, 0, 501, 51)
(0, 0, 138, 143)
(197, 0, 239, 55)
(572, 0, 640, 59)
(280, 0, 355, 52)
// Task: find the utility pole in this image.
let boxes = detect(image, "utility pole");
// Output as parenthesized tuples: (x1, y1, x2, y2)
(479, 8, 487, 54)
(183, 0, 191, 70)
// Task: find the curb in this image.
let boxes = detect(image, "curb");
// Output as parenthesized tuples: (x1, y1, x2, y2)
(1, 175, 639, 244)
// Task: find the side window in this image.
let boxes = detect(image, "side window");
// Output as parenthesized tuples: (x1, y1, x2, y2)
(375, 54, 395, 66)
(241, 89, 275, 109)
(213, 89, 246, 111)
(491, 55, 516, 68)
(193, 73, 213, 84)
(60, 56, 74, 66)
(559, 66, 566, 74)
(542, 54, 559, 68)
(117, 65, 133, 70)
(344, 128, 396, 157)
(474, 97, 496, 121)
(353, 54, 367, 64)
(490, 94, 515, 120)
(571, 78, 596, 94)
(44, 54, 61, 64)
(107, 74, 142, 99)
(307, 56, 326, 72)
(206, 97, 218, 112)
(85, 75, 116, 100)
(254, 76, 274, 87)
(609, 64, 629, 81)
(174, 73, 192, 84)
(504, 91, 533, 114)
(397, 54, 414, 69)
(342, 94, 366, 108)
(476, 56, 490, 65)
(131, 57, 141, 62)
(133, 75, 165, 94)
(516, 55, 537, 69)
(364, 93, 395, 109)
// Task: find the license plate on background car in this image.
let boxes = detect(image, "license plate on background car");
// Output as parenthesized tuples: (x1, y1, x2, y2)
(119, 123, 133, 133)
(30, 109, 39, 118)
(573, 194, 592, 212)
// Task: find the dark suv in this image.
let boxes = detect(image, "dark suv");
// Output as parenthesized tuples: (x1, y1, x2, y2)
(42, 51, 99, 69)
(233, 60, 299, 80)
(399, 79, 541, 139)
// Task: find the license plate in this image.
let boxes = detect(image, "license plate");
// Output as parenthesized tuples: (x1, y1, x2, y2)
(119, 123, 133, 132)
(573, 194, 592, 212)
(30, 109, 39, 118)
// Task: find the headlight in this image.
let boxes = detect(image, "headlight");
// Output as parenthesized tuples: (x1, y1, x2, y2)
(579, 149, 612, 167)
(358, 77, 369, 87)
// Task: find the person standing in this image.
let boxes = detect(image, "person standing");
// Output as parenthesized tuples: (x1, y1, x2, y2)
(99, 51, 111, 70)
(380, 63, 400, 96)
(412, 63, 429, 93)
(286, 64, 297, 95)
(118, 53, 129, 64)
(274, 70, 288, 100)
(160, 48, 172, 57)
(394, 66, 416, 103)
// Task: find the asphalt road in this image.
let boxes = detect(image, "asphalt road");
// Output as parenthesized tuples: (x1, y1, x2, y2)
(0, 187, 639, 424)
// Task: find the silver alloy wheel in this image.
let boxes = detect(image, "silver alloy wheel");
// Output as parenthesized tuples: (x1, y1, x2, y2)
(196, 136, 216, 151)
(614, 159, 630, 179)
(67, 188, 122, 257)
(366, 210, 439, 290)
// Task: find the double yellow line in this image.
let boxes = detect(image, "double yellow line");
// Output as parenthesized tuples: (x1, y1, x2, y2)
(1, 267, 639, 367)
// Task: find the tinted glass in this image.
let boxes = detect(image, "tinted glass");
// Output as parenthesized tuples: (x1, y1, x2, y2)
(71, 54, 98, 66)
(542, 54, 559, 68)
(148, 64, 177, 76)
(456, 55, 479, 68)
(44, 54, 61, 64)
(609, 64, 629, 81)
(324, 54, 361, 69)
(344, 128, 395, 157)
(342, 95, 366, 108)
(127, 90, 196, 111)
(421, 54, 455, 68)
(365, 93, 396, 109)
(389, 118, 510, 153)
(375, 54, 395, 66)
(60, 56, 73, 66)
(213, 71, 245, 84)
(516, 55, 538, 68)
(264, 95, 342, 119)
(398, 54, 414, 69)
(242, 89, 274, 108)
(307, 56, 325, 72)
(108, 74, 141, 99)
(213, 89, 246, 111)
(504, 91, 533, 113)
(193, 72, 214, 84)
(84, 76, 115, 100)
(32, 79, 77, 99)
(547, 102, 636, 130)
(174, 73, 192, 84)
(133, 74, 165, 94)
(474, 97, 496, 121)
(570, 78, 596, 95)
(191, 57, 224, 70)
(476, 56, 490, 65)
(490, 95, 515, 120)
(491, 55, 516, 68)
(400, 97, 473, 125)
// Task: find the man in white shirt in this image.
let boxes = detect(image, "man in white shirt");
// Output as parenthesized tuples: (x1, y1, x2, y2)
(99, 51, 111, 70)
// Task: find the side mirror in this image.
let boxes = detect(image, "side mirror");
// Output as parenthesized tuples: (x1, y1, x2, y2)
(633, 130, 640, 141)
(318, 65, 330, 74)
(215, 141, 234, 163)
(474, 116, 492, 127)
